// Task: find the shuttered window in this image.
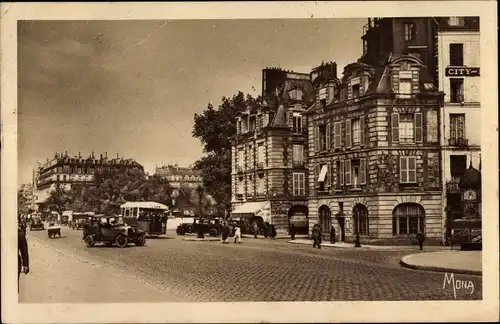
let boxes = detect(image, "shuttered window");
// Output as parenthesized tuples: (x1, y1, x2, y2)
(345, 159, 351, 185)
(334, 121, 341, 149)
(345, 119, 352, 148)
(414, 113, 423, 142)
(391, 113, 400, 143)
(360, 158, 367, 185)
(360, 116, 365, 146)
(400, 156, 417, 183)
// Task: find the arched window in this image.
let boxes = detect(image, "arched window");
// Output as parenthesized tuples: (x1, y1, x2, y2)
(393, 203, 425, 235)
(353, 204, 369, 235)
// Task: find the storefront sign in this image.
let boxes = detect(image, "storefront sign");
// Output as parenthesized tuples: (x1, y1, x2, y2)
(445, 67, 480, 77)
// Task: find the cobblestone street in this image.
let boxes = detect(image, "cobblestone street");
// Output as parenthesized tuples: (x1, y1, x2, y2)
(19, 228, 482, 303)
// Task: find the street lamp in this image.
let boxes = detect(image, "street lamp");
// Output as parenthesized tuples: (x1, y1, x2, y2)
(355, 210, 361, 248)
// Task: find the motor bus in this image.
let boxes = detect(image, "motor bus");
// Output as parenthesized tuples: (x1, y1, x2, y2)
(120, 201, 169, 236)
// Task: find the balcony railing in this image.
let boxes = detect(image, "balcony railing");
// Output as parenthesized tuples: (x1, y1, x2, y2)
(446, 181, 461, 193)
(448, 137, 469, 147)
(293, 161, 305, 168)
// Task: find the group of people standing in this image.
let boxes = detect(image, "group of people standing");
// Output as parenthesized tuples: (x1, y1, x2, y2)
(220, 222, 242, 244)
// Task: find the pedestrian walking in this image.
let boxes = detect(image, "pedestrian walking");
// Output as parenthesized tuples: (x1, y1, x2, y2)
(312, 224, 322, 249)
(270, 224, 277, 240)
(233, 225, 242, 244)
(18, 227, 29, 292)
(253, 223, 259, 239)
(416, 230, 425, 250)
(330, 225, 336, 244)
(289, 223, 296, 240)
(221, 222, 230, 244)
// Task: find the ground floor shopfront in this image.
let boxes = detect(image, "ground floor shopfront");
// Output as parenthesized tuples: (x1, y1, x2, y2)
(231, 199, 309, 237)
(307, 193, 444, 243)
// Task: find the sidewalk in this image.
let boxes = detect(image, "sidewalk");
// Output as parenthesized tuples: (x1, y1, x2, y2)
(287, 238, 420, 250)
(19, 238, 183, 303)
(400, 250, 482, 276)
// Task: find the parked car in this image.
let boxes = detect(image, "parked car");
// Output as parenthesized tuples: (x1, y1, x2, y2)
(82, 215, 146, 248)
(176, 218, 223, 237)
(29, 218, 45, 231)
(60, 215, 70, 226)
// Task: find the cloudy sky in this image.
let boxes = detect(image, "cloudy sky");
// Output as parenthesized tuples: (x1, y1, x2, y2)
(18, 19, 365, 184)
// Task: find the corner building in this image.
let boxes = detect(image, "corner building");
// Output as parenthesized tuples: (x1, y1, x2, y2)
(230, 68, 315, 236)
(305, 54, 445, 243)
(435, 17, 481, 242)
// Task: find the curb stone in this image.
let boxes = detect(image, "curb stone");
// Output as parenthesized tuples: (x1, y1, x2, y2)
(399, 255, 482, 276)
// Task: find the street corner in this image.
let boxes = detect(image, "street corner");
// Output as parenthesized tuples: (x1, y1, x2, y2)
(400, 250, 482, 276)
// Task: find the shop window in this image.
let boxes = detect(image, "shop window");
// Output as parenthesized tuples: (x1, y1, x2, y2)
(393, 203, 425, 235)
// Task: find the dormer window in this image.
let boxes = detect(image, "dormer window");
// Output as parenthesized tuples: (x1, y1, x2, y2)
(397, 71, 413, 99)
(319, 87, 327, 108)
(289, 88, 303, 101)
(404, 22, 415, 41)
(352, 84, 360, 98)
(449, 17, 465, 27)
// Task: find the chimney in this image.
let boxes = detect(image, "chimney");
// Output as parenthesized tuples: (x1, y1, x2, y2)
(105, 152, 108, 158)
(117, 153, 119, 159)
(100, 154, 103, 160)
(91, 151, 94, 158)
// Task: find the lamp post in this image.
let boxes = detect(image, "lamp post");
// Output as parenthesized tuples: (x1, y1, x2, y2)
(355, 210, 361, 248)
(196, 185, 204, 238)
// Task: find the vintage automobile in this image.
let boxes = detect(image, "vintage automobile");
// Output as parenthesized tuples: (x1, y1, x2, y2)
(82, 215, 147, 248)
(71, 212, 93, 230)
(47, 222, 62, 238)
(29, 217, 45, 231)
(60, 215, 70, 226)
(176, 218, 223, 236)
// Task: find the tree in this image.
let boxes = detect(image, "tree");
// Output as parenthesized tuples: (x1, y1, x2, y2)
(192, 91, 260, 212)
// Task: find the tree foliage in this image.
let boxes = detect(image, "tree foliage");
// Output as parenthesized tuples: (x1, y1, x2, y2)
(192, 91, 260, 213)
(45, 168, 175, 215)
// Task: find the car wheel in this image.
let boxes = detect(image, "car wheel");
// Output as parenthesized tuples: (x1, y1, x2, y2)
(176, 228, 185, 235)
(136, 234, 146, 246)
(84, 235, 95, 247)
(209, 228, 218, 237)
(116, 234, 128, 248)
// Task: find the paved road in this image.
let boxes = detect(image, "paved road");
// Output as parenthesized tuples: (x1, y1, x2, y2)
(22, 227, 482, 302)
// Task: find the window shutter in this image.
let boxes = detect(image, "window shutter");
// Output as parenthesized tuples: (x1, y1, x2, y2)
(360, 116, 365, 146)
(345, 119, 352, 148)
(408, 157, 417, 183)
(326, 123, 331, 150)
(400, 156, 408, 183)
(327, 161, 332, 187)
(414, 113, 423, 143)
(315, 164, 320, 187)
(391, 113, 400, 143)
(314, 126, 320, 152)
(360, 158, 367, 185)
(345, 159, 351, 185)
(339, 160, 345, 185)
(334, 122, 341, 149)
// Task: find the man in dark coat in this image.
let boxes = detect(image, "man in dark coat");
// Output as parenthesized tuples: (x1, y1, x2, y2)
(270, 225, 277, 240)
(289, 223, 296, 240)
(330, 225, 336, 244)
(416, 230, 425, 250)
(312, 224, 322, 249)
(18, 227, 30, 291)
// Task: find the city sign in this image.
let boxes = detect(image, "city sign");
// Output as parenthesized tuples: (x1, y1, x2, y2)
(445, 67, 480, 77)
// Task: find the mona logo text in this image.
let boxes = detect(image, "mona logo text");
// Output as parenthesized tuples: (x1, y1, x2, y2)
(442, 272, 475, 299)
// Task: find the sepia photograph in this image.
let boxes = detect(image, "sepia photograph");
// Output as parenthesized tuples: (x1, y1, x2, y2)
(1, 2, 498, 323)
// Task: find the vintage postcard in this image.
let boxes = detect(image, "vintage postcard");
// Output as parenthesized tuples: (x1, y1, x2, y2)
(1, 1, 498, 323)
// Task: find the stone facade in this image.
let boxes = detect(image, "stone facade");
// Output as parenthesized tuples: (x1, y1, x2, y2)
(305, 55, 445, 242)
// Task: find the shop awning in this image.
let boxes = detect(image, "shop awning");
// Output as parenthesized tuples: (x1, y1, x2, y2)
(231, 201, 271, 223)
(318, 164, 328, 182)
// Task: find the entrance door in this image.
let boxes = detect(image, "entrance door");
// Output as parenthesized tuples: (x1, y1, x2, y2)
(151, 215, 163, 234)
(337, 217, 345, 242)
(318, 205, 332, 239)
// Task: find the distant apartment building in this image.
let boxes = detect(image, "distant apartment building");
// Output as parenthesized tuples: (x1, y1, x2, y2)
(230, 67, 315, 236)
(155, 164, 202, 189)
(435, 17, 481, 241)
(305, 54, 445, 242)
(18, 183, 35, 212)
(34, 152, 143, 210)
